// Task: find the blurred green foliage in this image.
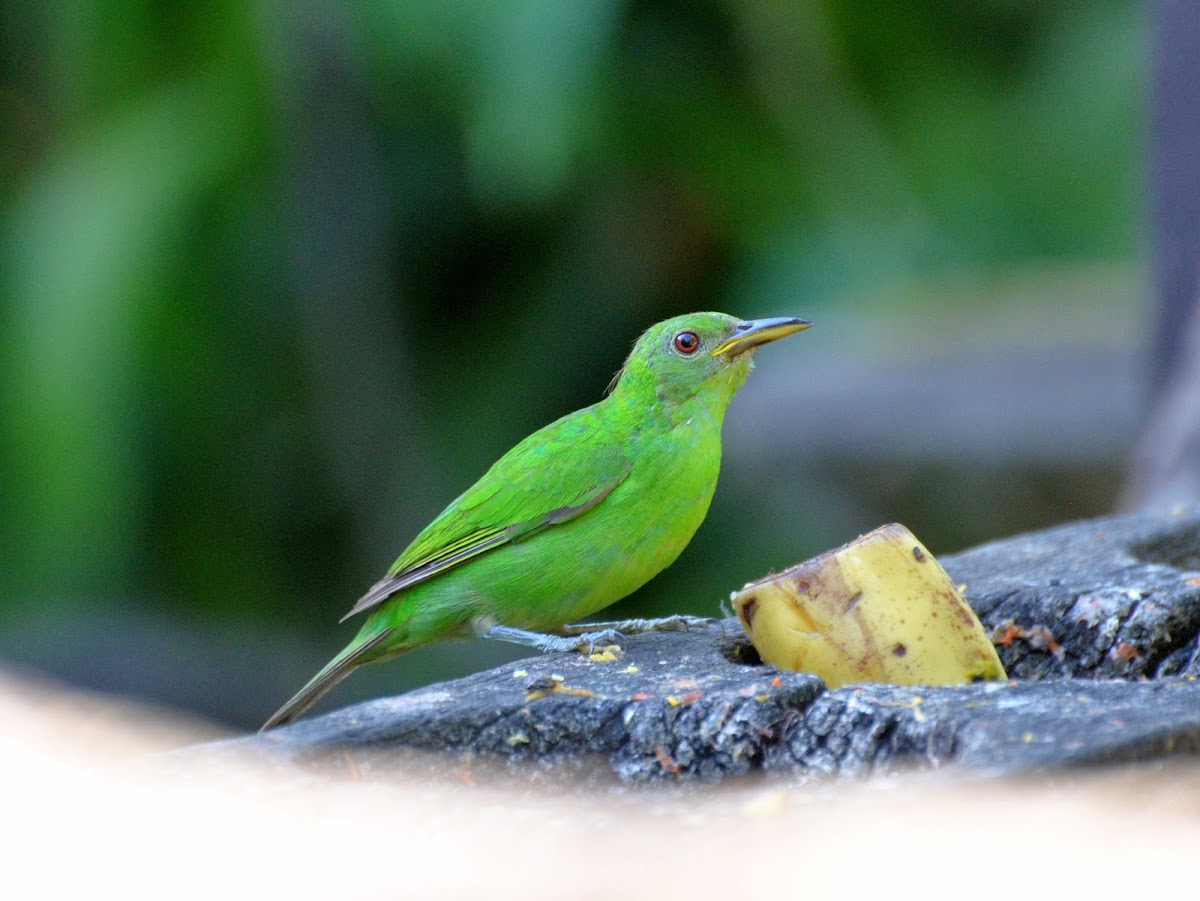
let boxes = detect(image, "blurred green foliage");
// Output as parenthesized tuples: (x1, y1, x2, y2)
(0, 0, 1142, 725)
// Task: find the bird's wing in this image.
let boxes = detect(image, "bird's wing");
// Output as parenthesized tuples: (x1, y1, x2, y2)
(340, 407, 630, 621)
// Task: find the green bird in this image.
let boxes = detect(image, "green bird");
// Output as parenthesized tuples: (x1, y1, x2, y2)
(263, 312, 809, 729)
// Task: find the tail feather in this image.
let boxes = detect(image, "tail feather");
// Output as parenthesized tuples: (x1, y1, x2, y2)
(260, 629, 392, 731)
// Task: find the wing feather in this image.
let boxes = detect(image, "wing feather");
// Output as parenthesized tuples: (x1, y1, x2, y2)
(340, 406, 629, 621)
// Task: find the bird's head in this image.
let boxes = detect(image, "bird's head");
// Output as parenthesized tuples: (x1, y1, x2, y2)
(608, 312, 810, 409)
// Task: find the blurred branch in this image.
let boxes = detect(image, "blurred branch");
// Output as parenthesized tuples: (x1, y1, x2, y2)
(1124, 0, 1200, 508)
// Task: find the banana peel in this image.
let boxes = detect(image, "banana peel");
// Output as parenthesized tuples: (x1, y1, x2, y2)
(731, 524, 1006, 687)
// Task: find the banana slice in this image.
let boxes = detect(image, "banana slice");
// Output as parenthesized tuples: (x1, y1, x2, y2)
(731, 524, 1006, 687)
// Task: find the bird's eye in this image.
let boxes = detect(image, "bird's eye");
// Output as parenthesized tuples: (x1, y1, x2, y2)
(674, 331, 700, 355)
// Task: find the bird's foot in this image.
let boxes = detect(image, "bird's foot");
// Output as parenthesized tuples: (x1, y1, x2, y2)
(558, 614, 719, 637)
(476, 615, 720, 655)
(475, 622, 625, 655)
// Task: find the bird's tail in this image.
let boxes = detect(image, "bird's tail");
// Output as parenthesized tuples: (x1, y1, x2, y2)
(260, 628, 392, 731)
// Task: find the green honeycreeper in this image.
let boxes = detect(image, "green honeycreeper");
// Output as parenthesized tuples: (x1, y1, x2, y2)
(263, 312, 809, 729)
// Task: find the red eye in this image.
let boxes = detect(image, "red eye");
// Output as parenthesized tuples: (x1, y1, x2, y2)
(674, 331, 700, 355)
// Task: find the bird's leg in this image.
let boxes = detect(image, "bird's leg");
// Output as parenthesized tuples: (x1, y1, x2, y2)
(474, 615, 722, 655)
(474, 620, 626, 654)
(557, 614, 720, 636)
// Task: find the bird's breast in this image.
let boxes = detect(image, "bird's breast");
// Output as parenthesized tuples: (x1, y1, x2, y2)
(617, 418, 722, 549)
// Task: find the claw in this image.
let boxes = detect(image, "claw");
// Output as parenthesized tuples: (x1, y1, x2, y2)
(568, 628, 626, 654)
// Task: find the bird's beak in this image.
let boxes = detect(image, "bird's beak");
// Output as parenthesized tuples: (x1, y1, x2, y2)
(711, 317, 812, 358)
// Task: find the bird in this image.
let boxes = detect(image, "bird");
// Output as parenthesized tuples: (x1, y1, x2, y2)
(262, 311, 810, 729)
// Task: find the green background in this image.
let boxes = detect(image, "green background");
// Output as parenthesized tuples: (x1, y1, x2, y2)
(0, 0, 1144, 727)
